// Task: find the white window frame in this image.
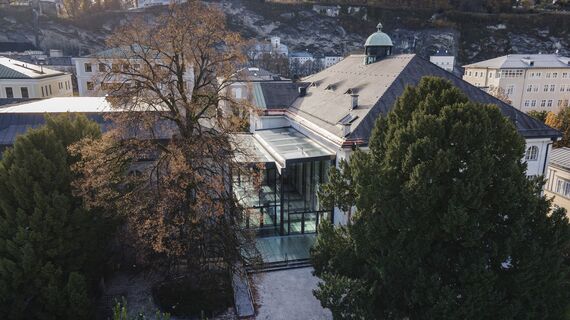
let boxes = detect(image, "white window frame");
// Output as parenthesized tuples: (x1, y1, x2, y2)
(525, 146, 539, 161)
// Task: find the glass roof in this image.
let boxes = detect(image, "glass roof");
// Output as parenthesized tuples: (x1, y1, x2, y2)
(230, 133, 275, 164)
(254, 127, 335, 168)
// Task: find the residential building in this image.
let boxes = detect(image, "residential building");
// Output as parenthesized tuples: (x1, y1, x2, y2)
(321, 55, 344, 69)
(430, 50, 455, 72)
(462, 54, 570, 111)
(248, 37, 289, 61)
(235, 24, 560, 236)
(73, 47, 194, 97)
(0, 57, 73, 103)
(545, 147, 570, 214)
(289, 51, 315, 66)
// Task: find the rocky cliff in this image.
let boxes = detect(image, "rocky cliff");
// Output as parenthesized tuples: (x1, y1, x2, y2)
(1, 1, 568, 65)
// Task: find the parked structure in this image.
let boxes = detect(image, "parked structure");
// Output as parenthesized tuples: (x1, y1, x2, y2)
(463, 54, 570, 111)
(235, 24, 561, 235)
(430, 50, 455, 72)
(0, 57, 73, 103)
(545, 147, 570, 214)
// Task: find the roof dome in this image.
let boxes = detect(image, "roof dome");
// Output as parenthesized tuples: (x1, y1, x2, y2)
(365, 23, 393, 47)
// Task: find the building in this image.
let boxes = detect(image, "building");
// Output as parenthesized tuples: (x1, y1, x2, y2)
(545, 147, 570, 214)
(463, 54, 570, 111)
(235, 24, 560, 236)
(73, 47, 194, 97)
(248, 37, 289, 61)
(0, 57, 73, 103)
(289, 51, 315, 66)
(321, 55, 344, 69)
(430, 50, 455, 72)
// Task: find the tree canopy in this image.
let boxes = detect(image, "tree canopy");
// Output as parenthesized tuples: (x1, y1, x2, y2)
(0, 114, 111, 319)
(312, 77, 570, 319)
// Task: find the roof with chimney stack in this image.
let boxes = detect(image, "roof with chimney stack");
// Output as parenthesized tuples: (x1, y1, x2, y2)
(286, 53, 560, 142)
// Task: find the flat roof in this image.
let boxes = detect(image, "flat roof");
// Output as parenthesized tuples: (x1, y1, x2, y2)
(0, 97, 118, 113)
(0, 56, 66, 79)
(254, 127, 335, 169)
(231, 133, 275, 164)
(463, 54, 570, 69)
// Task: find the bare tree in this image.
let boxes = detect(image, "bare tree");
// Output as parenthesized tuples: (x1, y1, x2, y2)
(71, 1, 260, 275)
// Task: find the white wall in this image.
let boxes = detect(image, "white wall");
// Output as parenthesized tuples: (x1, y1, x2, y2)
(524, 138, 553, 177)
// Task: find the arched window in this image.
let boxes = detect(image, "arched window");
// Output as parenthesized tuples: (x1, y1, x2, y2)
(525, 146, 539, 161)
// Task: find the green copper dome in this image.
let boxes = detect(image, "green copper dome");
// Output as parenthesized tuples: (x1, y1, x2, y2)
(364, 22, 393, 47)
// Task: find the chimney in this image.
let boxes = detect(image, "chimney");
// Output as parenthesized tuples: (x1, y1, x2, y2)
(350, 94, 359, 109)
(298, 86, 307, 97)
(342, 123, 351, 137)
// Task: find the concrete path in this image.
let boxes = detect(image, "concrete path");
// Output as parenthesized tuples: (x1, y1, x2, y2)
(253, 267, 332, 320)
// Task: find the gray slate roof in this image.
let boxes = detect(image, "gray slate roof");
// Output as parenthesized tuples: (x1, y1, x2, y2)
(255, 82, 307, 110)
(289, 54, 560, 143)
(464, 54, 570, 69)
(549, 147, 570, 171)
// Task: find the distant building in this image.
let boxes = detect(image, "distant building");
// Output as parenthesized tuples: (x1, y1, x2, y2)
(430, 50, 455, 72)
(545, 147, 570, 214)
(312, 5, 341, 17)
(289, 51, 315, 65)
(248, 37, 289, 61)
(0, 57, 73, 102)
(0, 42, 40, 56)
(322, 55, 344, 69)
(463, 54, 570, 111)
(135, 0, 186, 8)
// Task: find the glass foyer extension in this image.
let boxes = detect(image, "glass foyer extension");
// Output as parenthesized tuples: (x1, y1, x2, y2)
(232, 128, 335, 237)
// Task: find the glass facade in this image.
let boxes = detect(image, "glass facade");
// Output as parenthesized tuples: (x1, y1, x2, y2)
(233, 159, 332, 237)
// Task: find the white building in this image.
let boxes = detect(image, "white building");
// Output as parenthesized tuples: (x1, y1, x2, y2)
(322, 55, 344, 69)
(463, 54, 570, 112)
(237, 25, 560, 231)
(430, 50, 455, 72)
(249, 37, 289, 61)
(289, 51, 315, 66)
(0, 57, 73, 100)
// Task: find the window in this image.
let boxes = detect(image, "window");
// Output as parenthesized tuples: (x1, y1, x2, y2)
(86, 81, 94, 90)
(527, 84, 533, 92)
(49, 85, 52, 95)
(559, 100, 564, 107)
(475, 72, 478, 77)
(20, 87, 28, 98)
(565, 100, 570, 107)
(500, 69, 523, 78)
(531, 100, 537, 107)
(112, 64, 119, 72)
(99, 63, 106, 72)
(507, 85, 515, 95)
(556, 178, 570, 198)
(84, 63, 92, 72)
(553, 72, 558, 78)
(541, 100, 546, 107)
(548, 100, 553, 107)
(525, 146, 539, 161)
(550, 84, 556, 92)
(524, 100, 530, 107)
(544, 85, 549, 92)
(468, 71, 472, 76)
(563, 73, 568, 79)
(561, 85, 566, 92)
(546, 72, 551, 78)
(567, 86, 570, 92)
(5, 87, 13, 98)
(41, 86, 45, 97)
(533, 85, 538, 92)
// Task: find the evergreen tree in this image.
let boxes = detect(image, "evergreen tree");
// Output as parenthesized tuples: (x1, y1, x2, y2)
(0, 114, 110, 319)
(312, 77, 570, 319)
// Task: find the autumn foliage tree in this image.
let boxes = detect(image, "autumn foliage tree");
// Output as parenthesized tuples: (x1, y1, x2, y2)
(72, 1, 259, 275)
(312, 77, 570, 319)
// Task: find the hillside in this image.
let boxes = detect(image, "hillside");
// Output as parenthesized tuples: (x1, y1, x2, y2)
(0, 0, 568, 65)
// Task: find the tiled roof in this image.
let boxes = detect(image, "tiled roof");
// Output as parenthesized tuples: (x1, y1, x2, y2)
(288, 54, 560, 143)
(549, 147, 570, 171)
(257, 82, 307, 110)
(464, 54, 570, 69)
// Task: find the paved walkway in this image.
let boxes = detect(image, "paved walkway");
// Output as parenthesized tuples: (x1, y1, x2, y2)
(253, 267, 332, 320)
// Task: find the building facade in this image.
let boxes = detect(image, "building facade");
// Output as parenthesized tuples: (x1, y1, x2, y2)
(0, 57, 73, 101)
(463, 54, 570, 112)
(235, 26, 561, 234)
(430, 50, 455, 72)
(545, 147, 570, 215)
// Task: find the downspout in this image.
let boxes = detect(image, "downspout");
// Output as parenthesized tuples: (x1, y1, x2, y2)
(542, 140, 554, 176)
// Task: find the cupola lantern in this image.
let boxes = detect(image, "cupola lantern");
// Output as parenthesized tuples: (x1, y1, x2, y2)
(364, 22, 393, 65)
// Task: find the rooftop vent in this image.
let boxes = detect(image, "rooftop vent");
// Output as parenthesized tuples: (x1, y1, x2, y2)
(325, 84, 336, 91)
(298, 86, 307, 97)
(521, 57, 535, 66)
(350, 94, 359, 109)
